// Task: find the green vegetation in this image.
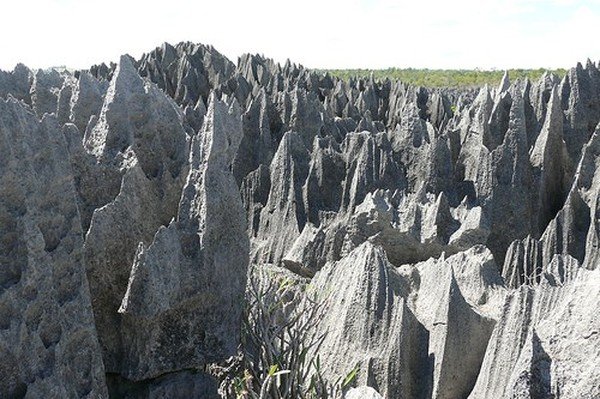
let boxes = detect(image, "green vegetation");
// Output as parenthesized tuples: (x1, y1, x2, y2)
(216, 270, 357, 399)
(318, 68, 567, 88)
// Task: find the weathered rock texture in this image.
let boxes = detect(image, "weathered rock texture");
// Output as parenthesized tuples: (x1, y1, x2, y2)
(311, 242, 429, 399)
(1, 42, 599, 398)
(117, 94, 248, 380)
(0, 98, 107, 398)
(1, 48, 248, 398)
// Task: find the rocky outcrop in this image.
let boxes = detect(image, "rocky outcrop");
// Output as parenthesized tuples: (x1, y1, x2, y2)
(529, 87, 572, 237)
(30, 69, 63, 118)
(0, 63, 32, 103)
(117, 94, 248, 380)
(61, 122, 122, 232)
(84, 55, 189, 180)
(252, 131, 310, 264)
(1, 42, 599, 398)
(69, 72, 106, 134)
(405, 246, 505, 399)
(137, 42, 239, 108)
(83, 55, 190, 377)
(310, 242, 429, 399)
(107, 371, 219, 399)
(425, 271, 495, 399)
(562, 63, 600, 164)
(282, 188, 489, 276)
(232, 89, 275, 184)
(502, 236, 543, 288)
(480, 90, 535, 264)
(310, 243, 507, 399)
(345, 386, 384, 399)
(408, 245, 506, 327)
(339, 131, 406, 212)
(343, 189, 487, 266)
(0, 98, 107, 398)
(469, 261, 599, 399)
(503, 121, 600, 287)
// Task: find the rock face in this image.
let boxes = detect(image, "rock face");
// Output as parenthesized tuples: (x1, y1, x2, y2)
(1, 43, 600, 398)
(0, 98, 107, 398)
(404, 246, 505, 399)
(1, 51, 249, 398)
(424, 270, 495, 399)
(117, 94, 248, 380)
(345, 386, 385, 399)
(310, 242, 429, 399)
(0, 63, 32, 103)
(469, 261, 599, 399)
(83, 55, 191, 376)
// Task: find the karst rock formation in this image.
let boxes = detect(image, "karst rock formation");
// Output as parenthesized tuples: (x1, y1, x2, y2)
(0, 42, 599, 398)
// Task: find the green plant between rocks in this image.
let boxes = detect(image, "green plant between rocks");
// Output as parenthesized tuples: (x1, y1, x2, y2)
(216, 269, 359, 399)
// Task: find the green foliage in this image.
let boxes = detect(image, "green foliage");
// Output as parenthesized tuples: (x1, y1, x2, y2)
(217, 270, 357, 399)
(268, 365, 279, 377)
(317, 67, 567, 88)
(341, 366, 359, 389)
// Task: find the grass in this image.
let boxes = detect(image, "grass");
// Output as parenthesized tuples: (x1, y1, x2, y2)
(317, 68, 568, 88)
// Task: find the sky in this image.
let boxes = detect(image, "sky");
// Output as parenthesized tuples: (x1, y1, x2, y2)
(0, 0, 599, 71)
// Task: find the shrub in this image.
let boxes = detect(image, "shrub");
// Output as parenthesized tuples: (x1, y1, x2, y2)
(216, 269, 358, 399)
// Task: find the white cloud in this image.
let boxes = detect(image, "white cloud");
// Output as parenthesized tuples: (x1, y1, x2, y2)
(0, 0, 597, 71)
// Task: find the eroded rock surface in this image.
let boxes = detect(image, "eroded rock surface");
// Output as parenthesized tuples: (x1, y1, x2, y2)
(310, 242, 429, 399)
(0, 98, 107, 398)
(117, 95, 248, 380)
(1, 43, 599, 398)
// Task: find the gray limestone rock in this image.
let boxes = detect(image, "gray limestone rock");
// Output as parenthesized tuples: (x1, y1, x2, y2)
(240, 164, 271, 236)
(502, 236, 543, 288)
(0, 98, 107, 398)
(232, 89, 275, 184)
(310, 242, 429, 399)
(341, 189, 488, 267)
(469, 263, 599, 399)
(0, 63, 32, 103)
(107, 371, 219, 399)
(537, 124, 600, 269)
(56, 75, 75, 125)
(345, 386, 384, 399)
(504, 329, 553, 399)
(83, 54, 191, 375)
(340, 131, 406, 212)
(85, 54, 189, 180)
(117, 94, 248, 380)
(455, 86, 494, 184)
(2, 43, 600, 398)
(138, 42, 238, 108)
(426, 270, 495, 399)
(252, 131, 310, 264)
(562, 63, 600, 164)
(529, 87, 572, 237)
(70, 71, 105, 134)
(281, 215, 348, 275)
(287, 88, 325, 148)
(61, 123, 122, 232)
(408, 246, 506, 324)
(281, 222, 323, 276)
(303, 136, 345, 225)
(388, 102, 454, 194)
(403, 247, 505, 399)
(481, 89, 535, 265)
(30, 69, 64, 118)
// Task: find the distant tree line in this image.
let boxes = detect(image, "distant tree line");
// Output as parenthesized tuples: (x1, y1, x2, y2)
(317, 67, 567, 88)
